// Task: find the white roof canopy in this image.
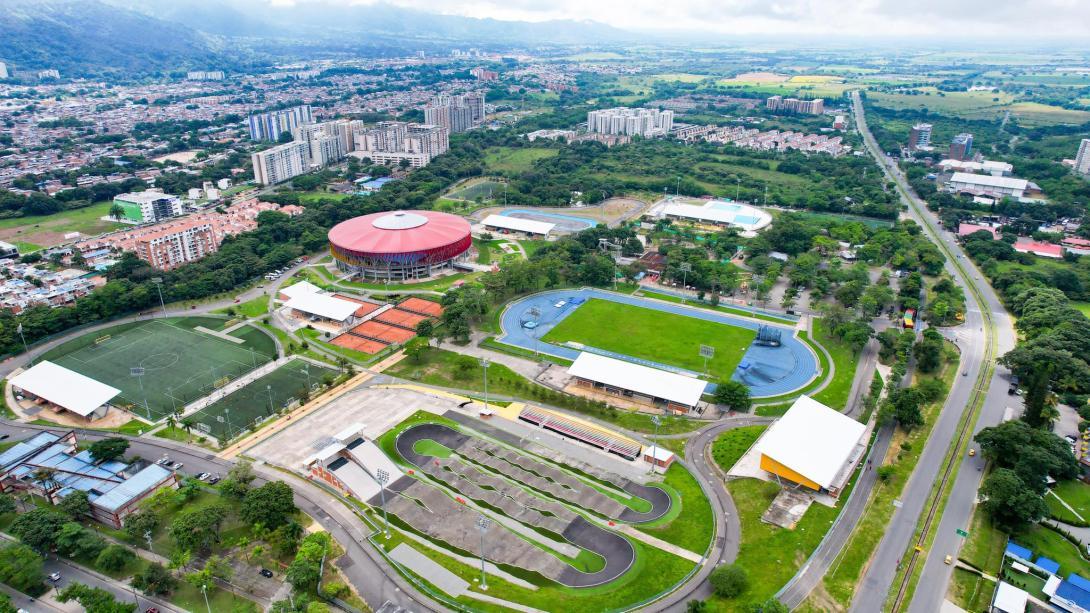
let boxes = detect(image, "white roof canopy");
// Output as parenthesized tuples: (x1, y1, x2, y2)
(993, 582, 1029, 613)
(279, 280, 322, 300)
(481, 214, 555, 236)
(567, 352, 705, 407)
(10, 361, 120, 417)
(756, 395, 866, 489)
(949, 172, 1028, 190)
(285, 293, 359, 322)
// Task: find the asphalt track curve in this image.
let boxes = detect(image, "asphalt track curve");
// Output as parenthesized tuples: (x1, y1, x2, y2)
(393, 422, 652, 587)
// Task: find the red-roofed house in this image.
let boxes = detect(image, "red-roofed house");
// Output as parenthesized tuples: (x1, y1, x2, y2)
(1014, 239, 1063, 259)
(958, 223, 999, 239)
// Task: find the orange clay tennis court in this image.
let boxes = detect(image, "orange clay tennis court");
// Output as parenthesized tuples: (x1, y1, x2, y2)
(331, 334, 389, 354)
(333, 294, 383, 318)
(398, 297, 443, 317)
(376, 308, 429, 330)
(349, 321, 416, 344)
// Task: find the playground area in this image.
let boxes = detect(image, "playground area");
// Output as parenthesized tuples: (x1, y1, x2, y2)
(499, 288, 819, 397)
(37, 317, 277, 421)
(187, 358, 339, 440)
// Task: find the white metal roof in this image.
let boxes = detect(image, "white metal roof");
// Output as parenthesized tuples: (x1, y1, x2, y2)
(949, 172, 1028, 190)
(279, 280, 322, 299)
(756, 395, 866, 489)
(481, 214, 555, 236)
(10, 361, 121, 417)
(644, 446, 675, 462)
(285, 293, 360, 321)
(993, 582, 1029, 613)
(567, 352, 705, 407)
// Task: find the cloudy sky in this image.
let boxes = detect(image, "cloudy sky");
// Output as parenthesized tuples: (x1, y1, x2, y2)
(268, 0, 1090, 38)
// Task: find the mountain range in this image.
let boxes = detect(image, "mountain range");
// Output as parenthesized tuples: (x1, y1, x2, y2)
(0, 0, 635, 77)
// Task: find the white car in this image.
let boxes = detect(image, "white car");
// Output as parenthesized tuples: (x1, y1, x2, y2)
(48, 572, 61, 582)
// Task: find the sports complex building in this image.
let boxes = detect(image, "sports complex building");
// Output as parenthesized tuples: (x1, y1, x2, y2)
(328, 210, 472, 281)
(655, 198, 772, 236)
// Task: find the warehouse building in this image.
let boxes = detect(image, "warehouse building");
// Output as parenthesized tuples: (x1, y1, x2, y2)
(480, 214, 555, 238)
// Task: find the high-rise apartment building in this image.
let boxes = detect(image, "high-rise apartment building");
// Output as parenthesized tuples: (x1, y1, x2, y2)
(133, 221, 219, 271)
(113, 192, 183, 224)
(1075, 139, 1090, 176)
(908, 123, 933, 151)
(766, 96, 824, 115)
(470, 67, 499, 82)
(0, 63, 8, 80)
(293, 121, 348, 167)
(949, 133, 973, 161)
(586, 107, 674, 138)
(37, 69, 60, 80)
(351, 122, 449, 168)
(423, 93, 485, 133)
(252, 141, 309, 185)
(186, 70, 225, 81)
(247, 105, 314, 141)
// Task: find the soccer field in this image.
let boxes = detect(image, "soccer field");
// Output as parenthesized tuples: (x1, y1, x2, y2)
(542, 298, 757, 380)
(189, 359, 339, 440)
(446, 180, 505, 201)
(39, 318, 277, 421)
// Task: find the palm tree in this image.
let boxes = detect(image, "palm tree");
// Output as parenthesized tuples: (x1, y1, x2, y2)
(31, 468, 57, 503)
(108, 203, 125, 222)
(180, 418, 195, 441)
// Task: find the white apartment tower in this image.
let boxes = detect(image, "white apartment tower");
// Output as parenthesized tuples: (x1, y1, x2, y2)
(1076, 139, 1090, 176)
(351, 122, 449, 168)
(586, 107, 674, 138)
(252, 141, 309, 185)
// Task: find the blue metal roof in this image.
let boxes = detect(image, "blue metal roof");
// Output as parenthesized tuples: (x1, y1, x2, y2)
(92, 465, 171, 512)
(361, 177, 397, 189)
(1006, 542, 1033, 561)
(1069, 573, 1090, 592)
(1036, 557, 1060, 574)
(1057, 579, 1090, 609)
(0, 431, 60, 469)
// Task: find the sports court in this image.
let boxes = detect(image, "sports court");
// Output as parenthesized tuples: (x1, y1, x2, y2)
(445, 180, 505, 201)
(331, 335, 388, 354)
(375, 308, 429, 330)
(332, 294, 382, 318)
(188, 358, 338, 440)
(398, 297, 443, 317)
(39, 318, 277, 421)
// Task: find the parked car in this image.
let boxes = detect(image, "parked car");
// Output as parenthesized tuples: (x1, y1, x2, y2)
(260, 568, 274, 578)
(48, 572, 61, 582)
(208, 475, 221, 485)
(196, 472, 211, 481)
(156, 458, 170, 466)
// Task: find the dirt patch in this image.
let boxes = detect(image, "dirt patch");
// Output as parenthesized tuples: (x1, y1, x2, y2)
(805, 579, 848, 612)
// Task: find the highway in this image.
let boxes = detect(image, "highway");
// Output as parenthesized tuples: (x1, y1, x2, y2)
(848, 91, 1018, 612)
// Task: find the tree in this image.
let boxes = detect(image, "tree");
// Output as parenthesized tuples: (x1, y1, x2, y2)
(241, 481, 297, 530)
(57, 582, 137, 613)
(89, 438, 129, 463)
(709, 564, 749, 598)
(751, 599, 790, 613)
(404, 337, 428, 364)
(122, 508, 160, 542)
(95, 545, 135, 573)
(882, 387, 924, 430)
(685, 601, 706, 613)
(108, 203, 125, 222)
(713, 380, 752, 413)
(11, 508, 66, 552)
(132, 562, 177, 596)
(415, 319, 435, 344)
(980, 468, 1049, 531)
(221, 459, 256, 500)
(55, 522, 105, 559)
(912, 330, 944, 374)
(170, 504, 228, 553)
(0, 495, 14, 516)
(58, 490, 91, 519)
(0, 543, 44, 592)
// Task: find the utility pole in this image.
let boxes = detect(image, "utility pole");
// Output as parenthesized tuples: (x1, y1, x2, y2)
(266, 384, 274, 415)
(376, 469, 391, 539)
(151, 277, 167, 318)
(676, 176, 680, 197)
(480, 358, 490, 414)
(201, 584, 211, 613)
(648, 414, 661, 475)
(132, 367, 150, 420)
(476, 514, 490, 590)
(16, 322, 28, 355)
(736, 178, 741, 202)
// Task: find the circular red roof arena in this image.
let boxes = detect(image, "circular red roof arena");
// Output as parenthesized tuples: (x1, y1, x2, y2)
(328, 211, 472, 266)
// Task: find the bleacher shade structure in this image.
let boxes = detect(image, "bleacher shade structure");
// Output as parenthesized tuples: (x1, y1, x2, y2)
(518, 406, 642, 460)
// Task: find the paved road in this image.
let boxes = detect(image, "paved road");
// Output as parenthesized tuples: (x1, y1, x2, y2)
(848, 91, 1018, 613)
(653, 415, 773, 611)
(0, 422, 438, 613)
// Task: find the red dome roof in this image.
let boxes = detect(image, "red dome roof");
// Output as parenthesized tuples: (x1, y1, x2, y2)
(328, 211, 471, 255)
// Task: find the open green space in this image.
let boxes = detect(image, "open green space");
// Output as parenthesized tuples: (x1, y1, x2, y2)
(809, 318, 860, 411)
(483, 147, 559, 174)
(446, 180, 506, 202)
(949, 568, 995, 612)
(711, 426, 767, 473)
(958, 510, 1008, 573)
(717, 476, 854, 610)
(869, 88, 1090, 126)
(37, 317, 277, 421)
(0, 201, 125, 250)
(189, 358, 339, 440)
(215, 295, 270, 319)
(1013, 525, 1090, 578)
(1047, 479, 1090, 524)
(542, 298, 757, 380)
(635, 463, 715, 555)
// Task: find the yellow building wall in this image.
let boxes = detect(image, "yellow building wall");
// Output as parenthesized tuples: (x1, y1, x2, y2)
(759, 454, 822, 491)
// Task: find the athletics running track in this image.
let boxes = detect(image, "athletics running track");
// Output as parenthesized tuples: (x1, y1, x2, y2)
(497, 288, 819, 397)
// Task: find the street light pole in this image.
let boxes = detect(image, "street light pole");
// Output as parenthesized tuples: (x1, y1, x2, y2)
(649, 414, 661, 475)
(480, 358, 490, 414)
(266, 384, 274, 415)
(376, 469, 391, 539)
(201, 584, 211, 613)
(16, 322, 28, 355)
(151, 277, 166, 318)
(476, 514, 490, 590)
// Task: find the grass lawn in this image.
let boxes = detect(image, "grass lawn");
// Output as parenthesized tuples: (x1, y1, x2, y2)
(483, 147, 558, 174)
(0, 201, 125, 250)
(542, 298, 756, 380)
(714, 476, 853, 610)
(958, 508, 1008, 574)
(1014, 525, 1090, 578)
(635, 463, 715, 555)
(153, 425, 217, 450)
(810, 319, 859, 411)
(215, 295, 270, 318)
(1073, 301, 1090, 319)
(949, 568, 995, 612)
(1047, 479, 1090, 524)
(170, 582, 261, 613)
(711, 426, 767, 473)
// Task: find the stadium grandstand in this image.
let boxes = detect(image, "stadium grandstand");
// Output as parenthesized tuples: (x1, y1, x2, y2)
(518, 406, 642, 461)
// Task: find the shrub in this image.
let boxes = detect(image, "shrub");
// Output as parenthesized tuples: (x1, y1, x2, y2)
(709, 564, 748, 598)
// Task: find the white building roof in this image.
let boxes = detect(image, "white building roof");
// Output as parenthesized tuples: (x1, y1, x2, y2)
(644, 446, 675, 462)
(567, 352, 706, 407)
(279, 280, 322, 300)
(285, 293, 360, 322)
(949, 172, 1028, 191)
(993, 582, 1029, 613)
(10, 361, 121, 417)
(938, 159, 1014, 174)
(481, 214, 555, 236)
(756, 395, 866, 489)
(115, 191, 177, 204)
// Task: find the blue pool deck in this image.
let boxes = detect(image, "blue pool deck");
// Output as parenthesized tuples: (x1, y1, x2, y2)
(497, 288, 820, 398)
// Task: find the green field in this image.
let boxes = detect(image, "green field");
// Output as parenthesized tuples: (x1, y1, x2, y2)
(0, 201, 125, 250)
(1047, 479, 1090, 524)
(483, 147, 559, 174)
(711, 426, 767, 473)
(869, 88, 1090, 126)
(189, 358, 338, 440)
(542, 298, 757, 380)
(38, 318, 277, 420)
(445, 180, 506, 202)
